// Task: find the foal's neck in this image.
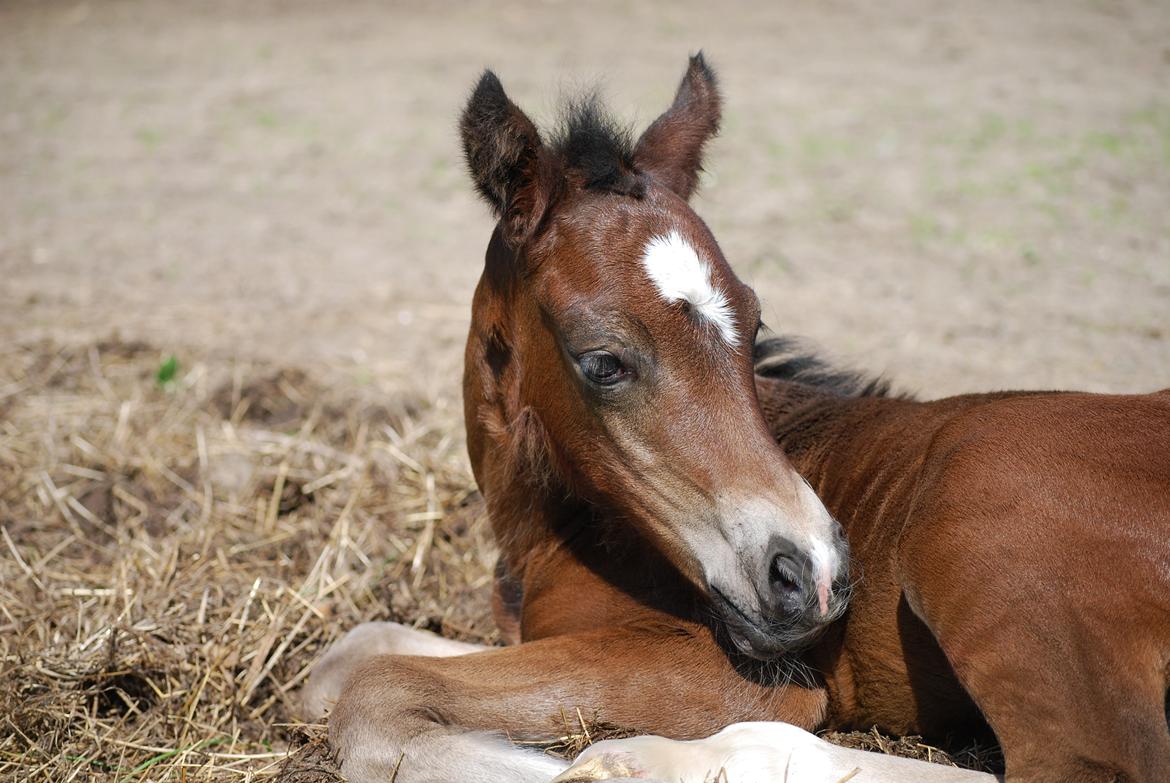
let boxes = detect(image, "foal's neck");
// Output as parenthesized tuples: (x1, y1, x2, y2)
(755, 376, 1051, 518)
(755, 377, 878, 466)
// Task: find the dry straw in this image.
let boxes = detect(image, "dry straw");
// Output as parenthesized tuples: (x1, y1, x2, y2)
(1, 338, 496, 782)
(0, 338, 1000, 781)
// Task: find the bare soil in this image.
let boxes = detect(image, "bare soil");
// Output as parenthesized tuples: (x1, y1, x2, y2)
(3, 0, 1169, 398)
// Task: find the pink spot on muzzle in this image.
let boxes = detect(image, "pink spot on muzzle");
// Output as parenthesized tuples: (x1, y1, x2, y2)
(816, 562, 833, 618)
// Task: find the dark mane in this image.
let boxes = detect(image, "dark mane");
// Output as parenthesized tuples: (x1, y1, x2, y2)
(550, 94, 644, 197)
(753, 336, 904, 399)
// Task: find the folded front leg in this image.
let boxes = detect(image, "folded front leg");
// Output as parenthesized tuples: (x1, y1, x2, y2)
(301, 621, 487, 720)
(327, 623, 827, 783)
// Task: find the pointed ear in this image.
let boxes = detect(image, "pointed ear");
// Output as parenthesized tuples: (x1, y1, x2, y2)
(460, 71, 557, 246)
(633, 53, 721, 200)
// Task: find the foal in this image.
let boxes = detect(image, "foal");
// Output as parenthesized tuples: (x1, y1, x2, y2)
(559, 341, 1170, 783)
(304, 58, 1170, 783)
(307, 55, 852, 781)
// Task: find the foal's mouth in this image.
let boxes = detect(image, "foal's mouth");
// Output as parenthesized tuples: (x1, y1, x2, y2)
(710, 585, 825, 660)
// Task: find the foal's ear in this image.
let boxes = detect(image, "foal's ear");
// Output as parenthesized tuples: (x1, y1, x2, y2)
(633, 53, 721, 200)
(461, 71, 555, 245)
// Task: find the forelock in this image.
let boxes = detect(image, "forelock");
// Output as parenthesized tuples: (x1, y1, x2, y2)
(551, 93, 644, 197)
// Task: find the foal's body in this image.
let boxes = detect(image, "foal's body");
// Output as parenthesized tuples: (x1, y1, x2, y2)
(755, 370, 1170, 781)
(306, 57, 1170, 783)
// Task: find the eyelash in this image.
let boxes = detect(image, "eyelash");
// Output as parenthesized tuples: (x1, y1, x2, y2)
(578, 350, 630, 386)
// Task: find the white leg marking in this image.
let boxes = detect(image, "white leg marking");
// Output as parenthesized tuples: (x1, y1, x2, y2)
(300, 621, 486, 720)
(337, 725, 569, 783)
(556, 721, 998, 782)
(311, 624, 567, 782)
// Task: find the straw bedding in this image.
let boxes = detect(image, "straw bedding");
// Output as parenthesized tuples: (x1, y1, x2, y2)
(0, 338, 998, 781)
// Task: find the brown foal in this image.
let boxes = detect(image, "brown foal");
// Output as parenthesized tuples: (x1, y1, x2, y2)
(752, 345, 1170, 782)
(303, 57, 1170, 783)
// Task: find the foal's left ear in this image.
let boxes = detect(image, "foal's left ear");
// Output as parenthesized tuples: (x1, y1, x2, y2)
(633, 53, 722, 200)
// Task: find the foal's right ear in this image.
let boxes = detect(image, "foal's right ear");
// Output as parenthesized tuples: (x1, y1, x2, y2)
(461, 71, 555, 246)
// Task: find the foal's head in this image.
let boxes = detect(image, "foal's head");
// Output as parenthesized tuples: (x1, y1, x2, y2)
(460, 55, 848, 657)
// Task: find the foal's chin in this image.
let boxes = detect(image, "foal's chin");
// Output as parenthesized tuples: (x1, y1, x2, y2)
(711, 591, 837, 661)
(725, 621, 828, 661)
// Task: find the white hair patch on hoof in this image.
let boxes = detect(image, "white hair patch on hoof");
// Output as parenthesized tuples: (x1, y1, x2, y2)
(642, 231, 738, 346)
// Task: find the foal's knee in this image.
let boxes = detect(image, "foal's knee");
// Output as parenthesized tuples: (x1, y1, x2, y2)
(302, 622, 392, 719)
(328, 656, 438, 782)
(302, 621, 483, 720)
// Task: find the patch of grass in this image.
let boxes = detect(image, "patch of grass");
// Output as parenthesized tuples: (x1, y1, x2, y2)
(135, 127, 163, 148)
(155, 354, 179, 387)
(798, 132, 856, 165)
(1085, 130, 1124, 155)
(131, 737, 227, 775)
(743, 250, 795, 278)
(967, 113, 1008, 153)
(1130, 103, 1170, 164)
(42, 104, 70, 130)
(909, 213, 944, 246)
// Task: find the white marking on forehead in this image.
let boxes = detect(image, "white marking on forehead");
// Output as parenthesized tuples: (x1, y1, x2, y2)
(641, 231, 738, 347)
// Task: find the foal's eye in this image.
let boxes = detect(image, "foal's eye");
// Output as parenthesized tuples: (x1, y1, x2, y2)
(578, 351, 628, 386)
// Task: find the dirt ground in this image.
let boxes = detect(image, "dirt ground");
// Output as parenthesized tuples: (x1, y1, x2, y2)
(4, 0, 1169, 397)
(1, 0, 1168, 781)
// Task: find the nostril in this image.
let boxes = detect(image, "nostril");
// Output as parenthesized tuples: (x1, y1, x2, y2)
(769, 555, 802, 596)
(762, 537, 817, 615)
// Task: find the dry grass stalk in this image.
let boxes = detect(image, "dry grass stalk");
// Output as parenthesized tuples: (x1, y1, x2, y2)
(1, 338, 497, 782)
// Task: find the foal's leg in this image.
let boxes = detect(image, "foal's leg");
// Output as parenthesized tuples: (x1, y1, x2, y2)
(301, 621, 487, 720)
(913, 601, 1170, 783)
(327, 624, 828, 783)
(557, 722, 997, 783)
(900, 507, 1170, 782)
